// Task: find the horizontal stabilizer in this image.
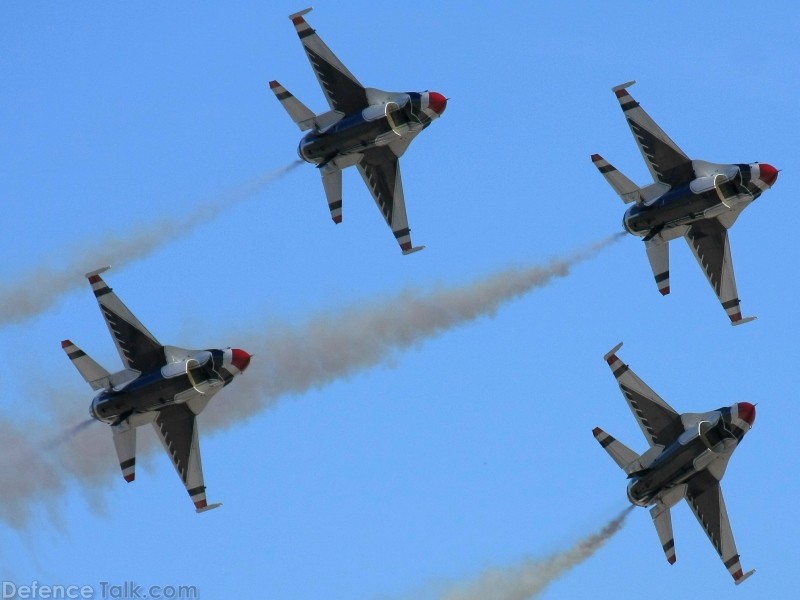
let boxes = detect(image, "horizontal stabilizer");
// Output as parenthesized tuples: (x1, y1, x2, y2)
(320, 166, 343, 223)
(592, 427, 639, 473)
(650, 504, 677, 564)
(61, 340, 111, 390)
(591, 154, 640, 204)
(112, 424, 137, 483)
(645, 238, 670, 295)
(269, 80, 316, 131)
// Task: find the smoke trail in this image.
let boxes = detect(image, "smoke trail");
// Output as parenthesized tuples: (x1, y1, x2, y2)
(202, 232, 625, 430)
(0, 161, 302, 326)
(42, 418, 94, 451)
(0, 234, 622, 528)
(437, 506, 634, 600)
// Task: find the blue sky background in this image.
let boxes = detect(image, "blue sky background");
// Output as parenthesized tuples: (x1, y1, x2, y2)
(1, 1, 797, 598)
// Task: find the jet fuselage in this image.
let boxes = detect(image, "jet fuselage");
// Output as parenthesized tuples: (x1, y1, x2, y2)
(90, 348, 249, 425)
(622, 162, 775, 237)
(626, 403, 754, 507)
(298, 91, 442, 166)
(622, 161, 777, 237)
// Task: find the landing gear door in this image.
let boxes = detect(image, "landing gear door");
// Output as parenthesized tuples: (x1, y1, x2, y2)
(714, 166, 743, 207)
(698, 418, 724, 453)
(385, 102, 408, 136)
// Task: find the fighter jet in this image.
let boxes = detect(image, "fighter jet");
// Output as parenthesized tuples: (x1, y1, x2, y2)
(61, 267, 251, 513)
(270, 7, 447, 255)
(593, 342, 756, 585)
(592, 81, 778, 325)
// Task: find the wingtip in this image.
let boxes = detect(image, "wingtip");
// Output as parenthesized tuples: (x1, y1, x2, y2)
(289, 7, 313, 21)
(612, 80, 637, 93)
(85, 266, 111, 279)
(603, 342, 624, 362)
(196, 502, 223, 514)
(734, 569, 755, 585)
(402, 245, 426, 256)
(591, 153, 603, 162)
(61, 339, 72, 348)
(731, 316, 757, 327)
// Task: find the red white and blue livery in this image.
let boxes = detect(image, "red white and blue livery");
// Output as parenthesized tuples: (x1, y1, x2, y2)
(62, 267, 251, 513)
(270, 7, 447, 255)
(594, 343, 756, 585)
(593, 81, 778, 325)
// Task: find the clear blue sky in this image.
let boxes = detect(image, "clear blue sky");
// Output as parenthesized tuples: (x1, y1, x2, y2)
(1, 1, 797, 598)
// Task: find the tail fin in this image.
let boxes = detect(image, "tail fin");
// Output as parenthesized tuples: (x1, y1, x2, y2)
(591, 154, 641, 203)
(61, 340, 111, 391)
(592, 427, 640, 474)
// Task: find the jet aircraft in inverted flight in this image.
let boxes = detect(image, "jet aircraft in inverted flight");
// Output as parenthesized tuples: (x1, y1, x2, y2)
(270, 7, 447, 255)
(593, 343, 756, 585)
(592, 81, 777, 325)
(62, 268, 251, 512)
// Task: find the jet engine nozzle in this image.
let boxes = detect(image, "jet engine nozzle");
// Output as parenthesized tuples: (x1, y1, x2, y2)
(737, 402, 756, 426)
(230, 348, 252, 373)
(427, 92, 447, 115)
(757, 163, 778, 187)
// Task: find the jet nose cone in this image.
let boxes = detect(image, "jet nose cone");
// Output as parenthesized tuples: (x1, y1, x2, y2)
(737, 402, 756, 426)
(231, 348, 252, 373)
(758, 163, 778, 187)
(428, 91, 447, 115)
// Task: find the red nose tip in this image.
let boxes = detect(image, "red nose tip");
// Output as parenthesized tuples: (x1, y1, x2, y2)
(737, 402, 756, 426)
(428, 91, 447, 115)
(758, 163, 778, 187)
(231, 348, 251, 372)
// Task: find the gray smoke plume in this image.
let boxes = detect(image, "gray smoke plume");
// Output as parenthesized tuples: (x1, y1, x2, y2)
(437, 506, 634, 600)
(202, 232, 625, 430)
(0, 233, 622, 528)
(0, 161, 301, 326)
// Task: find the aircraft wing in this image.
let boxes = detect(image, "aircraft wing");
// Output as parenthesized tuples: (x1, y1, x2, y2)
(612, 82, 694, 187)
(684, 219, 755, 326)
(685, 470, 755, 585)
(87, 267, 165, 374)
(152, 404, 220, 513)
(604, 343, 684, 447)
(289, 8, 369, 114)
(357, 146, 423, 255)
